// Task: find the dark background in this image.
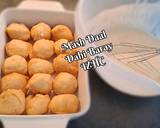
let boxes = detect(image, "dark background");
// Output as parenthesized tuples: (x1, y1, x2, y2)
(68, 70, 160, 128)
(1, 0, 160, 128)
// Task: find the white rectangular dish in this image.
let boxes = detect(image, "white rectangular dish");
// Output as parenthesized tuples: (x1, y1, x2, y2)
(0, 1, 90, 128)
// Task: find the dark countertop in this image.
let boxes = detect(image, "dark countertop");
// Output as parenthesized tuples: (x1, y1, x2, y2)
(68, 70, 160, 128)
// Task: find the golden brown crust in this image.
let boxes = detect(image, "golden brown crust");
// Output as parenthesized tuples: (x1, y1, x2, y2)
(54, 39, 77, 55)
(5, 39, 32, 58)
(27, 73, 52, 94)
(31, 22, 51, 41)
(30, 39, 54, 59)
(49, 94, 80, 114)
(28, 58, 53, 76)
(0, 89, 25, 115)
(53, 54, 78, 76)
(53, 72, 77, 94)
(2, 55, 28, 75)
(6, 23, 30, 41)
(2, 22, 80, 115)
(1, 73, 28, 92)
(26, 94, 50, 115)
(51, 25, 73, 41)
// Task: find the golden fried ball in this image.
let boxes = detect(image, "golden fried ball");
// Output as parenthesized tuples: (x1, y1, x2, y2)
(54, 39, 68, 55)
(5, 39, 32, 58)
(2, 55, 28, 75)
(6, 23, 30, 41)
(1, 73, 28, 92)
(30, 39, 54, 59)
(0, 89, 25, 115)
(51, 25, 73, 41)
(49, 94, 79, 114)
(28, 58, 53, 76)
(53, 54, 78, 76)
(53, 72, 77, 94)
(27, 73, 52, 94)
(31, 22, 51, 41)
(26, 94, 50, 115)
(54, 39, 77, 55)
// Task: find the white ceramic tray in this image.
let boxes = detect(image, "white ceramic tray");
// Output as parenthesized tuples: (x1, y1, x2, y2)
(0, 1, 90, 128)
